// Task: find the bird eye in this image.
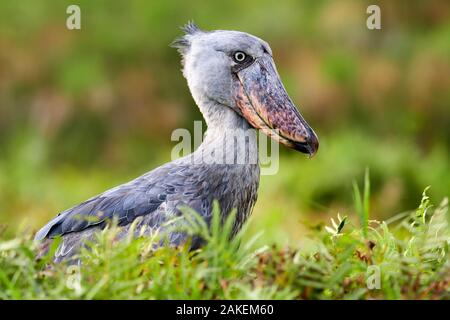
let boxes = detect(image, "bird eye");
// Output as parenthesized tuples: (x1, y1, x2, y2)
(233, 51, 247, 63)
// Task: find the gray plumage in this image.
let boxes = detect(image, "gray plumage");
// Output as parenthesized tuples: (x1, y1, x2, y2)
(35, 22, 318, 262)
(37, 152, 259, 262)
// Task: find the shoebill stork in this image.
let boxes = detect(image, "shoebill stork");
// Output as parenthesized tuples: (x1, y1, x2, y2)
(35, 22, 319, 262)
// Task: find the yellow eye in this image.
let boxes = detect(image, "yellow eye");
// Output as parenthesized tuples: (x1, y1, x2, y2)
(233, 51, 246, 62)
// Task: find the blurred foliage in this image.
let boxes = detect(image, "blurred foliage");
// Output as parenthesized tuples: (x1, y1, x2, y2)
(0, 0, 449, 244)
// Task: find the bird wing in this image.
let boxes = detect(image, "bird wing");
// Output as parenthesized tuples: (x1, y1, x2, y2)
(34, 167, 176, 241)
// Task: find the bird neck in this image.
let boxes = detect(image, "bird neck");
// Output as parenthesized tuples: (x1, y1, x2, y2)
(195, 101, 258, 166)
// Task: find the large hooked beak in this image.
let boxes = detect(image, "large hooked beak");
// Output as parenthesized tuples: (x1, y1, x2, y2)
(234, 55, 319, 157)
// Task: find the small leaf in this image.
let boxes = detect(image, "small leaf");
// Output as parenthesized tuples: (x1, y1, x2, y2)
(337, 216, 347, 233)
(325, 226, 336, 234)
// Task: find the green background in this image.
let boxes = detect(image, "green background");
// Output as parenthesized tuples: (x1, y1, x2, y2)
(0, 0, 449, 246)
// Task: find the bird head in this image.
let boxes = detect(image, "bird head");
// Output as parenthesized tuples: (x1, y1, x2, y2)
(172, 22, 319, 157)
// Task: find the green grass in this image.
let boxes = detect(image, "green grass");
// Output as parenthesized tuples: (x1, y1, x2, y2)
(352, 167, 370, 237)
(0, 186, 448, 300)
